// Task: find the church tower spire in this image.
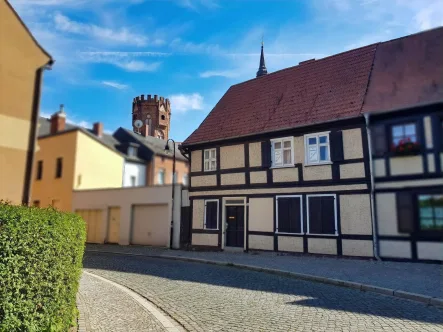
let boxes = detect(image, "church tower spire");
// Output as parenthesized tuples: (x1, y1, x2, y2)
(256, 41, 268, 78)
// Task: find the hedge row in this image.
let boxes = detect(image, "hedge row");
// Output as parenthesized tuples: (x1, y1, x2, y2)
(0, 203, 86, 331)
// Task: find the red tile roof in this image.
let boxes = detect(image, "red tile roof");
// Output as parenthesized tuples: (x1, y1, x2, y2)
(362, 27, 443, 114)
(183, 27, 443, 146)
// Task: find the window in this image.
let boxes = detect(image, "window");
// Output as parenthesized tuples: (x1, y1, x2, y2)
(128, 146, 137, 157)
(33, 200, 40, 207)
(419, 195, 443, 231)
(305, 133, 330, 165)
(271, 137, 294, 167)
(391, 123, 417, 146)
(307, 195, 337, 235)
(204, 200, 219, 229)
(36, 160, 43, 180)
(182, 174, 188, 186)
(204, 148, 217, 171)
(130, 175, 137, 186)
(157, 169, 165, 185)
(276, 196, 303, 233)
(55, 158, 63, 178)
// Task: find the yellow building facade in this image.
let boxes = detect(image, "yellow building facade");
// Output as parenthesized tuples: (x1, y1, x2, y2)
(32, 129, 124, 212)
(0, 1, 53, 205)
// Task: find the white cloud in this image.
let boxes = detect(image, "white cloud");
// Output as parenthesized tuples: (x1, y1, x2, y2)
(199, 70, 239, 78)
(101, 81, 129, 89)
(80, 51, 171, 57)
(169, 93, 204, 113)
(54, 12, 149, 46)
(414, 2, 443, 30)
(170, 38, 222, 55)
(177, 0, 219, 11)
(78, 52, 162, 72)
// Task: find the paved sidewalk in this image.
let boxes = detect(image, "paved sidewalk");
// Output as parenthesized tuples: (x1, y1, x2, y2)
(78, 272, 176, 332)
(86, 244, 443, 299)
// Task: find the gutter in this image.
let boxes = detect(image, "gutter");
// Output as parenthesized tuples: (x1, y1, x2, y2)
(364, 113, 381, 261)
(22, 60, 54, 205)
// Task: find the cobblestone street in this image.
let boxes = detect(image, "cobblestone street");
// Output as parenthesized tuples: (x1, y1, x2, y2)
(81, 252, 443, 332)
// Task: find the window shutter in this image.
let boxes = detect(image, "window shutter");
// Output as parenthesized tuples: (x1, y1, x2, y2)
(372, 125, 388, 157)
(431, 115, 442, 149)
(261, 141, 272, 168)
(320, 196, 336, 234)
(396, 192, 415, 233)
(330, 131, 344, 162)
(308, 197, 323, 234)
(205, 201, 218, 229)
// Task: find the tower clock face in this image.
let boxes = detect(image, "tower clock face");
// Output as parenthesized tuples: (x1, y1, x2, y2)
(134, 119, 143, 129)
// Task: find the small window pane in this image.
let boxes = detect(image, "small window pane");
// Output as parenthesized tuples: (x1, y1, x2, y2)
(405, 124, 416, 136)
(204, 161, 209, 170)
(320, 146, 328, 161)
(274, 150, 283, 165)
(420, 219, 434, 230)
(308, 147, 318, 162)
(392, 126, 403, 137)
(283, 140, 291, 148)
(319, 136, 327, 144)
(308, 137, 316, 145)
(283, 150, 292, 164)
(274, 142, 282, 149)
(211, 149, 216, 158)
(204, 150, 209, 159)
(211, 160, 216, 170)
(393, 137, 402, 145)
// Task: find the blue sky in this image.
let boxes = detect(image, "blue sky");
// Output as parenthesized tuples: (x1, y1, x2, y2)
(11, 0, 443, 141)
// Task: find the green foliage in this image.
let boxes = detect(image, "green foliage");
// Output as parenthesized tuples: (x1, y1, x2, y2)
(0, 203, 86, 332)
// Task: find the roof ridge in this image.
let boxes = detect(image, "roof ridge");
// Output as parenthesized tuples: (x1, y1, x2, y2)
(378, 26, 443, 45)
(230, 43, 379, 89)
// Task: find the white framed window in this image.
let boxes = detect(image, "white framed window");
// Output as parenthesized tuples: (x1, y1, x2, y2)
(157, 169, 165, 185)
(204, 148, 217, 171)
(304, 132, 330, 165)
(127, 146, 137, 157)
(276, 195, 303, 234)
(306, 194, 337, 235)
(271, 137, 294, 167)
(204, 199, 219, 230)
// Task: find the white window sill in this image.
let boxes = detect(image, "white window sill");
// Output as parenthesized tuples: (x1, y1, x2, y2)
(270, 165, 296, 169)
(276, 232, 304, 235)
(306, 233, 338, 237)
(304, 161, 333, 167)
(203, 228, 219, 231)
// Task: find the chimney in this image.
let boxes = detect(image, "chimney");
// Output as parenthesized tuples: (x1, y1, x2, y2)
(93, 122, 103, 137)
(50, 104, 66, 134)
(140, 123, 150, 137)
(299, 59, 315, 65)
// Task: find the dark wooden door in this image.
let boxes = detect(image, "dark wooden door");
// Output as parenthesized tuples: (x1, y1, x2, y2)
(180, 207, 191, 248)
(226, 206, 244, 248)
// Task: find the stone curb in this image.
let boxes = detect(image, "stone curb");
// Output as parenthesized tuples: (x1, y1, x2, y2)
(76, 289, 90, 332)
(86, 249, 443, 309)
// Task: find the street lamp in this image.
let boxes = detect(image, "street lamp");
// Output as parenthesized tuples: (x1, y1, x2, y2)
(164, 138, 176, 249)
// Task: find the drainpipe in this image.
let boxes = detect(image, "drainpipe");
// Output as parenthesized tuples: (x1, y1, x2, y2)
(22, 60, 54, 205)
(364, 113, 381, 260)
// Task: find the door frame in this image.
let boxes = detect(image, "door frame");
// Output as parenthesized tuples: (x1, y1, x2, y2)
(221, 197, 246, 250)
(106, 206, 121, 244)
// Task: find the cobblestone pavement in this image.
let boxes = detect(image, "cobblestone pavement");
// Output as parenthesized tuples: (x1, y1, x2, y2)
(84, 252, 443, 332)
(87, 244, 443, 298)
(79, 272, 168, 331)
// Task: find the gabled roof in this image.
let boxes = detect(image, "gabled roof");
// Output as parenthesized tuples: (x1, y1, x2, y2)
(118, 128, 187, 161)
(362, 27, 443, 114)
(183, 27, 443, 146)
(37, 117, 143, 162)
(183, 44, 377, 145)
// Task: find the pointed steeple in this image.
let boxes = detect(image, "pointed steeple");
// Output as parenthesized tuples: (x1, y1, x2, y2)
(256, 41, 268, 78)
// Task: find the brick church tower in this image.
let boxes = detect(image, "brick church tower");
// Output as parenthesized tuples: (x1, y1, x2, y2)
(132, 94, 171, 140)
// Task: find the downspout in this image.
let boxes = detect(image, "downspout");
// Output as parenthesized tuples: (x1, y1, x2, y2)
(22, 60, 54, 205)
(364, 113, 381, 260)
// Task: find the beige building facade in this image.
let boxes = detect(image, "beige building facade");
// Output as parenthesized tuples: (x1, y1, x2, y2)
(184, 122, 374, 258)
(0, 1, 53, 205)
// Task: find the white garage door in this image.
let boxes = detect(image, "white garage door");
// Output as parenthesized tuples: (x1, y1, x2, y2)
(131, 204, 169, 247)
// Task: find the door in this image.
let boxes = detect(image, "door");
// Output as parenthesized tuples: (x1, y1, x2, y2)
(106, 207, 120, 244)
(226, 206, 244, 248)
(76, 209, 103, 244)
(131, 204, 169, 247)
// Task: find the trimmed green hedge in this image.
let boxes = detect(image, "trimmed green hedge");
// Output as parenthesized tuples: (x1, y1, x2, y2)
(0, 203, 86, 331)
